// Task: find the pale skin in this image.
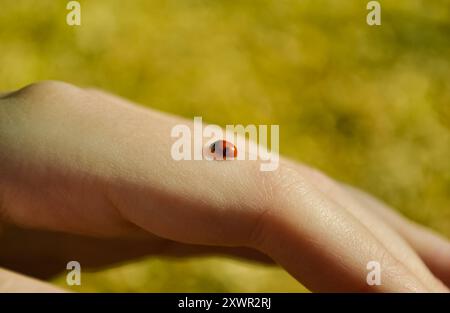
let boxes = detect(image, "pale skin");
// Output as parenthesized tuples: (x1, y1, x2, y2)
(0, 81, 449, 292)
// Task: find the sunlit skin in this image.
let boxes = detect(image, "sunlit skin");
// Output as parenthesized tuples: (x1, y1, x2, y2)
(0, 81, 449, 292)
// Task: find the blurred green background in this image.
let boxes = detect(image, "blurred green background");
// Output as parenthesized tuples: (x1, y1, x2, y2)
(0, 0, 449, 292)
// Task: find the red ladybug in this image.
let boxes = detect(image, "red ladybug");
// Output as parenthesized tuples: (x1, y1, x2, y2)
(209, 140, 237, 160)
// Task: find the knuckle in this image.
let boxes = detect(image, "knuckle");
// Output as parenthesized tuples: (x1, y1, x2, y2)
(10, 80, 79, 102)
(247, 205, 272, 249)
(247, 166, 306, 249)
(2, 81, 86, 115)
(272, 163, 311, 202)
(246, 172, 278, 248)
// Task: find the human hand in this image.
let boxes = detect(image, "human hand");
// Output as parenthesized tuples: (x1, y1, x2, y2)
(0, 81, 449, 292)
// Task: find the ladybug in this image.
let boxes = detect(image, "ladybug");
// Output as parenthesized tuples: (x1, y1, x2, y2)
(208, 140, 237, 160)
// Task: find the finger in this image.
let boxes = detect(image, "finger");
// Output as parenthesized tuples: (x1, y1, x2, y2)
(290, 164, 448, 292)
(344, 185, 450, 288)
(251, 164, 429, 292)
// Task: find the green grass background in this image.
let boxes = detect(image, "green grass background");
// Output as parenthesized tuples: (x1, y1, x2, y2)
(0, 0, 449, 292)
